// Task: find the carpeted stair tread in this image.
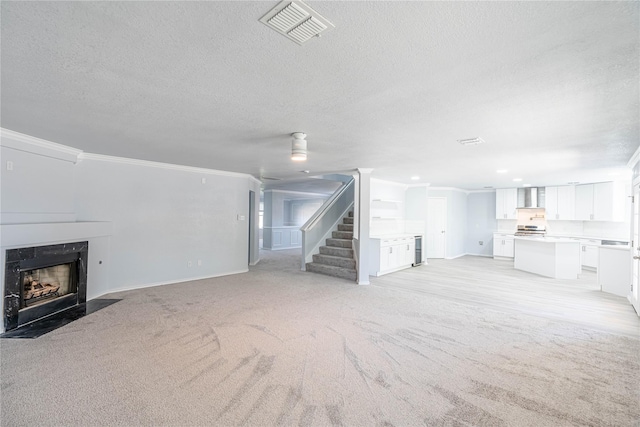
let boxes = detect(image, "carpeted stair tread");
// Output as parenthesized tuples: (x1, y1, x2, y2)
(319, 246, 354, 258)
(326, 238, 353, 248)
(306, 209, 356, 281)
(332, 230, 353, 239)
(306, 262, 356, 281)
(312, 254, 356, 269)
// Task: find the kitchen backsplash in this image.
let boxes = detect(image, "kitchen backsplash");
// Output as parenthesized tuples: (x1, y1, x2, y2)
(516, 208, 546, 228)
(583, 221, 630, 240)
(545, 221, 583, 236)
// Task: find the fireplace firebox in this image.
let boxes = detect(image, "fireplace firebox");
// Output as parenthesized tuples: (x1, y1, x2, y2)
(4, 241, 88, 332)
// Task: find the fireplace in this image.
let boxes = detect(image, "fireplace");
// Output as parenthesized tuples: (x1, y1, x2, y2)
(4, 241, 88, 332)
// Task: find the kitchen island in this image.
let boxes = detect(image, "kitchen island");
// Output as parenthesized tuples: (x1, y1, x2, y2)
(514, 237, 581, 279)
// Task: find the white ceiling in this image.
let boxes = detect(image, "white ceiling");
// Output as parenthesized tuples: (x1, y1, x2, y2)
(1, 1, 638, 190)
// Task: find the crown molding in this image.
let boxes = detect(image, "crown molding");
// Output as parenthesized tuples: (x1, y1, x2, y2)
(1, 128, 258, 182)
(77, 152, 254, 180)
(467, 189, 496, 194)
(371, 177, 409, 188)
(428, 186, 471, 194)
(0, 128, 82, 163)
(627, 145, 640, 168)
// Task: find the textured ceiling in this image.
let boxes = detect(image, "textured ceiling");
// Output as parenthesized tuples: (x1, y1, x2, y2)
(1, 1, 638, 190)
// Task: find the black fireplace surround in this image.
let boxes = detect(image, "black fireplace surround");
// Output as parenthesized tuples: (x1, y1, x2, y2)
(4, 241, 88, 332)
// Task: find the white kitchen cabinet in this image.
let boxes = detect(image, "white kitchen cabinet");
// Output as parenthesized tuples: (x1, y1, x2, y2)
(580, 239, 600, 269)
(598, 246, 631, 297)
(370, 235, 415, 276)
(496, 189, 518, 219)
(574, 182, 626, 222)
(493, 233, 514, 258)
(545, 186, 575, 220)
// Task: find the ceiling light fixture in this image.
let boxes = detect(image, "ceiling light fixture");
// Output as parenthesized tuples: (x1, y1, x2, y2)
(411, 176, 420, 180)
(291, 132, 307, 161)
(496, 169, 508, 174)
(523, 183, 532, 187)
(458, 137, 484, 146)
(513, 178, 523, 182)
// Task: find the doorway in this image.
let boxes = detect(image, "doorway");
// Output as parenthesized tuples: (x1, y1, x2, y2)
(427, 197, 447, 259)
(632, 183, 639, 314)
(249, 190, 255, 265)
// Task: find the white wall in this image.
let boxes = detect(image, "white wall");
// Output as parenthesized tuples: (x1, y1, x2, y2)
(405, 186, 428, 240)
(1, 129, 260, 306)
(262, 190, 328, 250)
(466, 191, 497, 256)
(1, 144, 77, 223)
(427, 188, 467, 259)
(370, 179, 408, 236)
(74, 156, 255, 292)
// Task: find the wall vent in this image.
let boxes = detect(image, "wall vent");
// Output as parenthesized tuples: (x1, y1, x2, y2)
(260, 0, 334, 45)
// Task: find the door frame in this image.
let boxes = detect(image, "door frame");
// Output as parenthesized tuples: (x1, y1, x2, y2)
(248, 190, 256, 265)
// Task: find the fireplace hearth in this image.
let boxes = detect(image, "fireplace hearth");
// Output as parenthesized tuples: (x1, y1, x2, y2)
(4, 241, 88, 332)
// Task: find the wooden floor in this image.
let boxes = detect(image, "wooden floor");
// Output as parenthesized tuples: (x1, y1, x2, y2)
(371, 255, 640, 337)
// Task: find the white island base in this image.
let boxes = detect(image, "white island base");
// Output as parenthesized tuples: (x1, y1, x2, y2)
(514, 237, 581, 279)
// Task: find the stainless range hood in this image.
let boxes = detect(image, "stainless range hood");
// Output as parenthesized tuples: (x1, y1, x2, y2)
(517, 187, 545, 208)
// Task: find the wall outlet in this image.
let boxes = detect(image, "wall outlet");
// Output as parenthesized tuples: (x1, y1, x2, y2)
(237, 215, 246, 221)
(479, 241, 484, 245)
(188, 261, 193, 267)
(6, 161, 13, 171)
(201, 177, 206, 184)
(197, 260, 202, 266)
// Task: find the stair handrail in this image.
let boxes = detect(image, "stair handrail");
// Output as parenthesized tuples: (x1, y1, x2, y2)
(300, 178, 353, 232)
(300, 178, 355, 270)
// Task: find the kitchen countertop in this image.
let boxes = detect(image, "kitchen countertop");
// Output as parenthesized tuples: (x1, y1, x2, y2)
(370, 234, 418, 240)
(599, 245, 632, 252)
(513, 236, 581, 244)
(495, 232, 629, 246)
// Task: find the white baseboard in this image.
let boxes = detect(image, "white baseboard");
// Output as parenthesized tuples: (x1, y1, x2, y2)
(465, 253, 493, 258)
(96, 269, 249, 296)
(443, 253, 494, 260)
(261, 246, 302, 251)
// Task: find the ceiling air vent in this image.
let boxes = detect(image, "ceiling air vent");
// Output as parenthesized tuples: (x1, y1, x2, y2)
(457, 137, 485, 146)
(260, 0, 334, 45)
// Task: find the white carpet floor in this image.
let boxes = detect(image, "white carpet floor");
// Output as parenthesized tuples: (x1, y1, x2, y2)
(1, 251, 638, 426)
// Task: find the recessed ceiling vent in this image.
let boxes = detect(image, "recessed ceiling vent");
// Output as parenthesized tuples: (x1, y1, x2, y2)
(260, 0, 334, 45)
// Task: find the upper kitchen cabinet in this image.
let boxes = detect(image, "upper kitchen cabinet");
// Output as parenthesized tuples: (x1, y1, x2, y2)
(574, 182, 626, 222)
(495, 188, 518, 219)
(545, 186, 575, 220)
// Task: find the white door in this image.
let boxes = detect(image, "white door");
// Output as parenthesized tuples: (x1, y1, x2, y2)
(631, 183, 640, 315)
(427, 197, 447, 259)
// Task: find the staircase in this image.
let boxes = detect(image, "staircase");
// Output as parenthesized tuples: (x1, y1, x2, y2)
(305, 211, 356, 281)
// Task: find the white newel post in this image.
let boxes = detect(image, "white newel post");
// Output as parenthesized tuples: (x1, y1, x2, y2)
(357, 168, 372, 285)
